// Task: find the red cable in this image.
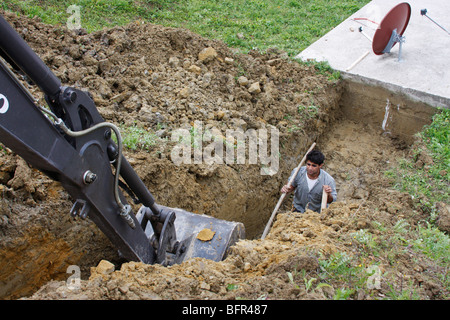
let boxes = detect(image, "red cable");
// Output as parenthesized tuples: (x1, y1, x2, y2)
(353, 17, 379, 25)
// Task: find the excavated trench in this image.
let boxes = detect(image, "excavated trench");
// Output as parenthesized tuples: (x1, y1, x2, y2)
(0, 12, 438, 299)
(0, 78, 436, 300)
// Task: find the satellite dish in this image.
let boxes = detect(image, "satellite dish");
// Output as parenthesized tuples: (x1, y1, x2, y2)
(372, 2, 411, 61)
(348, 2, 411, 70)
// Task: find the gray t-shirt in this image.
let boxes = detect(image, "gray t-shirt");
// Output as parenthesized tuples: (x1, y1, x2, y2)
(289, 166, 337, 213)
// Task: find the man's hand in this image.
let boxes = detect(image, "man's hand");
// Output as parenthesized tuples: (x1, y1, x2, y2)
(323, 185, 333, 203)
(281, 184, 294, 194)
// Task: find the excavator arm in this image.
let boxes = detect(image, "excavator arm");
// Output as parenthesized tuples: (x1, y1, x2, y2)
(0, 14, 244, 266)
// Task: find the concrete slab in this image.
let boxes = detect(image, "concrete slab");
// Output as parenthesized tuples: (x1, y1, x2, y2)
(296, 0, 450, 108)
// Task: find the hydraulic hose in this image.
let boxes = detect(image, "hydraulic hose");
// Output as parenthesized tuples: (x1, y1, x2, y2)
(38, 106, 136, 228)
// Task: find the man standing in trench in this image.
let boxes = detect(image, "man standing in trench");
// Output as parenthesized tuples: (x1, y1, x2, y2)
(281, 150, 336, 213)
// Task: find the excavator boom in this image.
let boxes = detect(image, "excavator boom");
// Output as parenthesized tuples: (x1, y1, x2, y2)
(0, 14, 244, 265)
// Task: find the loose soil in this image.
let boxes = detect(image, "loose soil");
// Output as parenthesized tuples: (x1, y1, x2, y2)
(0, 11, 446, 300)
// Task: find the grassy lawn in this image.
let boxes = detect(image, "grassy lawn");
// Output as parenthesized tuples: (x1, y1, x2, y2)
(1, 0, 370, 56)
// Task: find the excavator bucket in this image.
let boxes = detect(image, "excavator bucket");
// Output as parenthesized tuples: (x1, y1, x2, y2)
(137, 205, 245, 266)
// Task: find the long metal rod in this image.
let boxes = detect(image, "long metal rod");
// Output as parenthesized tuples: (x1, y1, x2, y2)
(358, 27, 373, 43)
(421, 9, 450, 35)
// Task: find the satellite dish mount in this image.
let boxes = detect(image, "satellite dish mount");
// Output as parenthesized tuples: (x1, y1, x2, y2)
(372, 2, 411, 62)
(382, 28, 406, 61)
(356, 2, 411, 62)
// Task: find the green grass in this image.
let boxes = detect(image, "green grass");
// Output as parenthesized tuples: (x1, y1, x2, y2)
(317, 251, 369, 299)
(1, 0, 170, 31)
(315, 218, 450, 299)
(414, 222, 450, 265)
(386, 108, 449, 217)
(114, 123, 164, 152)
(1, 0, 370, 56)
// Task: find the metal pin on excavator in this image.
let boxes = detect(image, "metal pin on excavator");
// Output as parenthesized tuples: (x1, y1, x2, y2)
(0, 15, 244, 266)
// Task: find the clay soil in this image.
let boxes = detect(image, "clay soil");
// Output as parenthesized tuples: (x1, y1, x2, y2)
(0, 12, 447, 300)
